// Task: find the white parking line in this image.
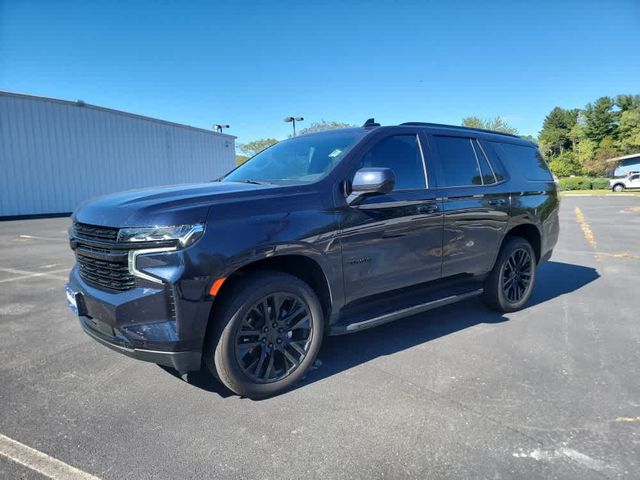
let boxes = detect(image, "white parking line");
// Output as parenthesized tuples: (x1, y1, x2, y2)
(0, 433, 101, 479)
(0, 267, 69, 284)
(19, 234, 67, 241)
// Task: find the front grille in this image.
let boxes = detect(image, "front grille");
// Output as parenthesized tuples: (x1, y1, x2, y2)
(72, 222, 136, 291)
(76, 251, 136, 291)
(74, 222, 119, 241)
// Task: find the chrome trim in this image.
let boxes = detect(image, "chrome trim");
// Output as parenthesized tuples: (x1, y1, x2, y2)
(128, 247, 177, 284)
(473, 139, 498, 184)
(416, 134, 429, 188)
(469, 138, 486, 185)
(179, 223, 204, 246)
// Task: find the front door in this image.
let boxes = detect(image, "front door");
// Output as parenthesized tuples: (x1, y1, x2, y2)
(338, 131, 443, 304)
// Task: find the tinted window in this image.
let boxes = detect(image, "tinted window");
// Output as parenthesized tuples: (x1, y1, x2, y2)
(360, 135, 425, 190)
(472, 140, 497, 184)
(433, 136, 482, 186)
(491, 142, 553, 181)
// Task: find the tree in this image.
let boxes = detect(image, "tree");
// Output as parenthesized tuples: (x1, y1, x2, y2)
(583, 96, 617, 143)
(461, 116, 519, 135)
(237, 138, 278, 157)
(548, 151, 582, 177)
(534, 93, 640, 178)
(583, 136, 618, 176)
(618, 109, 640, 154)
(615, 94, 640, 112)
(235, 155, 249, 165)
(538, 107, 579, 158)
(297, 120, 355, 136)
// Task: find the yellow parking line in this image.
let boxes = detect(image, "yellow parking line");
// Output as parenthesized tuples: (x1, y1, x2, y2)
(573, 207, 639, 261)
(574, 207, 597, 250)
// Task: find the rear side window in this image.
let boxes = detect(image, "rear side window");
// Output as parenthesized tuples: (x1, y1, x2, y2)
(490, 142, 553, 181)
(471, 140, 497, 185)
(433, 136, 483, 186)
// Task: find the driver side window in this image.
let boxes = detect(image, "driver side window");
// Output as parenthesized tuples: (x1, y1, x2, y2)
(358, 135, 426, 191)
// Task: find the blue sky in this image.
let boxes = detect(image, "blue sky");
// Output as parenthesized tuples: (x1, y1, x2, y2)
(1, 0, 639, 146)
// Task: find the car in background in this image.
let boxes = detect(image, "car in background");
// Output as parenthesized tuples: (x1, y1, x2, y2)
(610, 171, 640, 192)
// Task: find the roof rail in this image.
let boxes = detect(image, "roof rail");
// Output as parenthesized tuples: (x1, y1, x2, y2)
(400, 122, 520, 138)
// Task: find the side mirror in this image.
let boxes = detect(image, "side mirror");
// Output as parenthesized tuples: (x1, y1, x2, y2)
(347, 167, 396, 205)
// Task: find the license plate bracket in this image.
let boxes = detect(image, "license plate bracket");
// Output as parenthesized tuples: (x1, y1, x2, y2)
(65, 285, 79, 314)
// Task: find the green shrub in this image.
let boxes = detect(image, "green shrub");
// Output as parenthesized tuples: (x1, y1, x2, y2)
(558, 176, 591, 191)
(548, 151, 583, 177)
(590, 177, 610, 190)
(557, 176, 611, 190)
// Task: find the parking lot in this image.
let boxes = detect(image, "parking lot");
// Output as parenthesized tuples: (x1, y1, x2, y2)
(1, 196, 639, 479)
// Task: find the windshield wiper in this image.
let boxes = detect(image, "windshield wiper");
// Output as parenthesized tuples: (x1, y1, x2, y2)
(237, 179, 273, 185)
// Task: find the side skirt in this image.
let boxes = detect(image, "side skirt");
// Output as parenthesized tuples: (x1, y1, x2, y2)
(328, 289, 483, 335)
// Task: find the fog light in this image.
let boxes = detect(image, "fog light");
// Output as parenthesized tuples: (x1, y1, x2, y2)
(121, 321, 178, 342)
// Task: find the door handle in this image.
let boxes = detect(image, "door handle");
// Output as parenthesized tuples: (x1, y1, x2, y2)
(487, 198, 506, 206)
(417, 204, 440, 214)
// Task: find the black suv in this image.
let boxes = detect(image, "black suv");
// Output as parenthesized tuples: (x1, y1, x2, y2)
(66, 120, 559, 398)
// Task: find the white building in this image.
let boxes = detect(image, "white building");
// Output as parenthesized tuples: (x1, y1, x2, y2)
(0, 91, 236, 217)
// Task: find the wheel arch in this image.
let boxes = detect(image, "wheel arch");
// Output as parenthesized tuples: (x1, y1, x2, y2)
(502, 223, 542, 263)
(207, 254, 334, 333)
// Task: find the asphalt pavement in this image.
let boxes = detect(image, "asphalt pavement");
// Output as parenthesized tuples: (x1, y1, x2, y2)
(1, 197, 639, 479)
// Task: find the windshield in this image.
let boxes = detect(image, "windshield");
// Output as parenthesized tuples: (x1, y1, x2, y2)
(223, 130, 365, 184)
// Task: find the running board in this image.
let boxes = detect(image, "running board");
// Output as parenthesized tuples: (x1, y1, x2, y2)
(329, 288, 483, 335)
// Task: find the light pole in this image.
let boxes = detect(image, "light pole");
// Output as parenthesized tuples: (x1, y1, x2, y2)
(284, 116, 304, 136)
(213, 124, 230, 133)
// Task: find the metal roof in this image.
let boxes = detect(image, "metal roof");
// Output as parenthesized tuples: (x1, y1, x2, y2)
(0, 90, 236, 139)
(605, 152, 640, 163)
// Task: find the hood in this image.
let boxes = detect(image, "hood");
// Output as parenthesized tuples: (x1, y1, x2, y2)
(73, 181, 276, 227)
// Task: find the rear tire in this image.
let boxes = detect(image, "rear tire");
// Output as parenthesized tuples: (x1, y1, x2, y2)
(612, 184, 624, 192)
(482, 236, 536, 313)
(204, 271, 324, 399)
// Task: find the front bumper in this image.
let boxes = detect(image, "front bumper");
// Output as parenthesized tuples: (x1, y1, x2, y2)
(67, 264, 210, 373)
(79, 315, 201, 372)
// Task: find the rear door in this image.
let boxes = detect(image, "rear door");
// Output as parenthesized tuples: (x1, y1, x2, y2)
(338, 129, 443, 304)
(428, 134, 510, 278)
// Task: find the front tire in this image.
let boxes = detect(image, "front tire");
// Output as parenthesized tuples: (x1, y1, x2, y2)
(204, 271, 324, 398)
(482, 236, 536, 313)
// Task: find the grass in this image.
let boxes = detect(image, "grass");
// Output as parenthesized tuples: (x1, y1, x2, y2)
(559, 189, 640, 196)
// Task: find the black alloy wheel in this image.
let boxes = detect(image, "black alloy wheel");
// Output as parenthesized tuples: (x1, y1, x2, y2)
(235, 293, 313, 383)
(501, 248, 533, 304)
(482, 236, 537, 313)
(205, 270, 324, 398)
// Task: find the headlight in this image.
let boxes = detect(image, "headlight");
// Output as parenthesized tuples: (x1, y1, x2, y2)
(117, 224, 204, 247)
